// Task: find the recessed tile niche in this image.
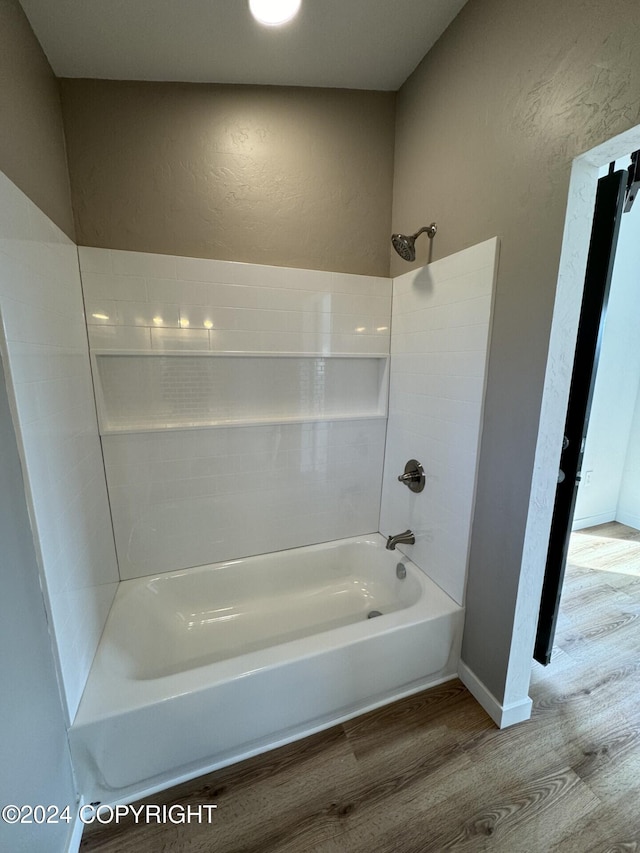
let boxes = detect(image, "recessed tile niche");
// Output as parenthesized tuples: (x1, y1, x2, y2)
(94, 352, 388, 433)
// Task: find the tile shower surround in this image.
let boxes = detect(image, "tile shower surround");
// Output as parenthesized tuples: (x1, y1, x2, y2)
(0, 173, 118, 721)
(79, 246, 391, 356)
(104, 420, 387, 578)
(79, 247, 392, 579)
(81, 243, 496, 592)
(379, 239, 497, 606)
(0, 165, 496, 718)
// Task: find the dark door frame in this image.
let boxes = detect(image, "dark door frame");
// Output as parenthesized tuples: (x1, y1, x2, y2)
(533, 168, 628, 666)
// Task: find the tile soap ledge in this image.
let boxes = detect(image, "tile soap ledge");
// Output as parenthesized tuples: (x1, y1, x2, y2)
(98, 413, 388, 436)
(91, 349, 389, 358)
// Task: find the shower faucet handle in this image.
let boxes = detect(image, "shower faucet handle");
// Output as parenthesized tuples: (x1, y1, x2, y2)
(397, 459, 425, 493)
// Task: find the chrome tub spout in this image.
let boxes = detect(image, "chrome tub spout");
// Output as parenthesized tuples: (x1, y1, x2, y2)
(386, 529, 415, 550)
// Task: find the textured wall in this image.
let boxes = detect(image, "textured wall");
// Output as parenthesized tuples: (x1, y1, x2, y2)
(59, 80, 396, 276)
(0, 0, 74, 238)
(393, 0, 640, 704)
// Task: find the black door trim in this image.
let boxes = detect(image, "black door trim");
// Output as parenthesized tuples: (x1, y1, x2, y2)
(533, 169, 627, 665)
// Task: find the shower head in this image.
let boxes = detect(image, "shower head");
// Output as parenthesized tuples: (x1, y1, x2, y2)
(391, 223, 437, 262)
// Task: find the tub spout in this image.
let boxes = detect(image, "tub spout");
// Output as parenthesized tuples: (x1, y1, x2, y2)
(386, 530, 415, 550)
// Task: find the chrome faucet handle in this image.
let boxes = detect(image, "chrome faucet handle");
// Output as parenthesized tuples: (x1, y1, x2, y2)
(397, 459, 425, 493)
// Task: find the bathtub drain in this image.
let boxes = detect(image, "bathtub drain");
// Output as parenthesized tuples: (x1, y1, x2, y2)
(367, 610, 383, 619)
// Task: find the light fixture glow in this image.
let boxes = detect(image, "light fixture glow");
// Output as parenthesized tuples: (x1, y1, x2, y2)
(92, 312, 109, 321)
(203, 320, 214, 330)
(180, 318, 190, 328)
(152, 316, 164, 325)
(249, 0, 301, 26)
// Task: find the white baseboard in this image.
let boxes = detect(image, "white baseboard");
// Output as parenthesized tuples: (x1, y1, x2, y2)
(615, 510, 640, 531)
(458, 660, 532, 729)
(572, 511, 616, 531)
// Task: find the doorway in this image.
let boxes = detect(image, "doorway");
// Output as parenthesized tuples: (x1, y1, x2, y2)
(572, 158, 640, 536)
(502, 123, 640, 715)
(535, 154, 640, 663)
(561, 151, 640, 654)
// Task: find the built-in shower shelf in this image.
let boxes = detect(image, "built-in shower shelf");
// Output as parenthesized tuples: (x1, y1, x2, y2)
(92, 351, 389, 434)
(97, 413, 387, 435)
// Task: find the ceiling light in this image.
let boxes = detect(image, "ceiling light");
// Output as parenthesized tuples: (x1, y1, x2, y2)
(92, 312, 109, 321)
(249, 0, 301, 26)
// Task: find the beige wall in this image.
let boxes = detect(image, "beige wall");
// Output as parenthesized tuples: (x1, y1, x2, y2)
(393, 0, 640, 703)
(0, 0, 74, 238)
(59, 80, 396, 276)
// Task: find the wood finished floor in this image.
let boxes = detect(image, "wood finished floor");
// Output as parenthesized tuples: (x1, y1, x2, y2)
(81, 523, 640, 852)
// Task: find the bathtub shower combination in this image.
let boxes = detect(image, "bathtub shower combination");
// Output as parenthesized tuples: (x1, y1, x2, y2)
(65, 237, 497, 805)
(0, 189, 497, 808)
(70, 535, 463, 804)
(0, 157, 499, 810)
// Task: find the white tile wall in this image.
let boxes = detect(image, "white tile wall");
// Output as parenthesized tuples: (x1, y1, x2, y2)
(0, 173, 119, 722)
(103, 420, 386, 579)
(79, 247, 391, 355)
(78, 248, 392, 579)
(379, 238, 498, 605)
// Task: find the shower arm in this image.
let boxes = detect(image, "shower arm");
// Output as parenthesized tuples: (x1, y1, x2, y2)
(413, 224, 437, 239)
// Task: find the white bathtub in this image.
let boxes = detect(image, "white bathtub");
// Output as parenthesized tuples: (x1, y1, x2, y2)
(69, 534, 463, 805)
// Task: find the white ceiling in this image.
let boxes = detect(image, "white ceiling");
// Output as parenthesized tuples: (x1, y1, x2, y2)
(19, 0, 468, 91)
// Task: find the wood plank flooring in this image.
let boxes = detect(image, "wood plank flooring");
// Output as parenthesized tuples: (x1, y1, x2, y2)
(80, 522, 640, 852)
(569, 521, 640, 576)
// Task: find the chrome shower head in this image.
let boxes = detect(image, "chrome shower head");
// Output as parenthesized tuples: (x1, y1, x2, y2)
(391, 223, 437, 261)
(391, 233, 417, 262)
